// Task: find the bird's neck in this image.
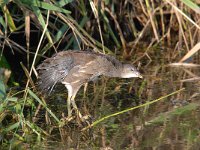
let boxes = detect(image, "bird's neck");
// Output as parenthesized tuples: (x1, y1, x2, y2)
(103, 66, 123, 78)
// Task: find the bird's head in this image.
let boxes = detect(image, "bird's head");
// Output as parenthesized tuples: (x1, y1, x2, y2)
(120, 64, 143, 78)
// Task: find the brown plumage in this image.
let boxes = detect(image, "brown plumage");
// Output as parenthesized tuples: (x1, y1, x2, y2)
(37, 50, 142, 117)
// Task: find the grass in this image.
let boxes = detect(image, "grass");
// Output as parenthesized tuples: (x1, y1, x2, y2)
(0, 0, 200, 148)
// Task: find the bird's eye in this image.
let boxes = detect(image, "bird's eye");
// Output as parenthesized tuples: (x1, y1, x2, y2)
(131, 68, 135, 71)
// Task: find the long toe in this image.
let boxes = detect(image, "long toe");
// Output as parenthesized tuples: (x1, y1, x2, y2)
(79, 114, 93, 127)
(60, 115, 75, 126)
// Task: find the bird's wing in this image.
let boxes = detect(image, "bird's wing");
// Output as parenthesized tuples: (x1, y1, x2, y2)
(75, 58, 107, 82)
(37, 54, 74, 93)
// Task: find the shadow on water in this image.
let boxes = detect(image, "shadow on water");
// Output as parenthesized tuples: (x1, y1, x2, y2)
(30, 62, 200, 149)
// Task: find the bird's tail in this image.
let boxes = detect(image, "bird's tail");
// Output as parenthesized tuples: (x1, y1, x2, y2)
(36, 60, 68, 94)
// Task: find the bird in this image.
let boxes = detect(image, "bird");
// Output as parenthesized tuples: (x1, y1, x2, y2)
(37, 50, 142, 118)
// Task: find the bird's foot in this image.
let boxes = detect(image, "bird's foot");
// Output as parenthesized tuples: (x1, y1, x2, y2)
(79, 115, 93, 127)
(60, 113, 75, 126)
(60, 109, 93, 127)
(69, 108, 92, 127)
(76, 112, 93, 127)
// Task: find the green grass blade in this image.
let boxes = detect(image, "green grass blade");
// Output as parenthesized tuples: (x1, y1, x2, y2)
(56, 0, 73, 7)
(0, 80, 6, 100)
(0, 16, 6, 31)
(82, 88, 185, 131)
(180, 0, 200, 14)
(146, 103, 200, 125)
(31, 6, 53, 44)
(65, 15, 88, 49)
(32, 0, 71, 14)
(4, 122, 20, 132)
(54, 25, 69, 42)
(28, 89, 61, 123)
(1, 5, 17, 32)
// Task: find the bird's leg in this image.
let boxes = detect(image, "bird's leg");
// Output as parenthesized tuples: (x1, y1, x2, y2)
(64, 84, 73, 117)
(67, 95, 72, 117)
(71, 94, 83, 119)
(83, 83, 88, 98)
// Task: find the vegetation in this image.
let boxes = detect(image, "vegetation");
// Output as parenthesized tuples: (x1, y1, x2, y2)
(0, 0, 200, 149)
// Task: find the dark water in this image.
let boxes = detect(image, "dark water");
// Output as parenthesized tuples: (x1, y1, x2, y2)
(26, 64, 200, 150)
(3, 62, 200, 150)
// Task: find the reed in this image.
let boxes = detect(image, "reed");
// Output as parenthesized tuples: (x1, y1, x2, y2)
(0, 0, 200, 148)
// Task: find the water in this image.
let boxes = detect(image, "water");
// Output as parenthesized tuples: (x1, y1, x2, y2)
(29, 64, 200, 149)
(2, 58, 200, 150)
